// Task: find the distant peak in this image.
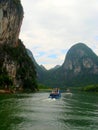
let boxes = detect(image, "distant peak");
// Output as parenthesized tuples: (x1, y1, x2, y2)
(40, 65, 47, 70)
(71, 42, 88, 48)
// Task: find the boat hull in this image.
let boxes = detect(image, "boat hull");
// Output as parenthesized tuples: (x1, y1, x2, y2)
(49, 93, 61, 99)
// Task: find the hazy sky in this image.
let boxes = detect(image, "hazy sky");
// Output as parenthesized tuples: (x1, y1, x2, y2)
(20, 0, 98, 69)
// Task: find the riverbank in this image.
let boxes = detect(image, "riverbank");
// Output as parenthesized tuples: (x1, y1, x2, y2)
(0, 88, 17, 94)
(38, 88, 52, 92)
(0, 89, 12, 94)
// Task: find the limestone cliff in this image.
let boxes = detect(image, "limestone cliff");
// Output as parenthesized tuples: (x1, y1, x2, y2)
(35, 43, 98, 87)
(62, 43, 98, 76)
(0, 0, 23, 46)
(0, 0, 38, 91)
(61, 43, 98, 86)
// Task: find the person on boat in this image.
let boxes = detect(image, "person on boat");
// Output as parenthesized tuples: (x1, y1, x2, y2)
(51, 88, 59, 94)
(49, 87, 61, 98)
(55, 88, 59, 94)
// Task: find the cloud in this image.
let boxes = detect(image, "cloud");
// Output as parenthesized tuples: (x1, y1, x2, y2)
(20, 0, 98, 69)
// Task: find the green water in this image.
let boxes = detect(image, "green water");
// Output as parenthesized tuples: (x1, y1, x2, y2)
(0, 92, 98, 130)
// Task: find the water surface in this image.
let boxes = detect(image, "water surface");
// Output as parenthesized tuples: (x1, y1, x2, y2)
(0, 92, 98, 130)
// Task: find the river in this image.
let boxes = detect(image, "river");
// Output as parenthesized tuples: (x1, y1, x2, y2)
(0, 92, 98, 130)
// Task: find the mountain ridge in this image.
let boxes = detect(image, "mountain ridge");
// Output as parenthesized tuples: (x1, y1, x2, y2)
(27, 43, 98, 88)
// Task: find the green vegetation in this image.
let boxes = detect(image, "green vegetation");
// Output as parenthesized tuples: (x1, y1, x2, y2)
(0, 40, 38, 92)
(81, 84, 98, 92)
(0, 75, 13, 89)
(37, 84, 52, 92)
(38, 84, 50, 89)
(13, 0, 23, 15)
(0, 64, 12, 89)
(36, 43, 98, 89)
(13, 0, 21, 5)
(64, 73, 98, 87)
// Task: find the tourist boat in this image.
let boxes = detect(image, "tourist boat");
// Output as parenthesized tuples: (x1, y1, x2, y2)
(49, 88, 61, 99)
(49, 92, 61, 99)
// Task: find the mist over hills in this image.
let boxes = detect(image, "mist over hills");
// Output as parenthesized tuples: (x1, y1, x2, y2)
(27, 43, 98, 88)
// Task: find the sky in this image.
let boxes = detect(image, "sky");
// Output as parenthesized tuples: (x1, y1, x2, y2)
(20, 0, 98, 69)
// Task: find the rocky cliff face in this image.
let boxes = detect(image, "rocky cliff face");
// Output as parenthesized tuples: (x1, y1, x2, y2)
(35, 43, 98, 87)
(0, 0, 23, 46)
(62, 43, 98, 76)
(61, 43, 98, 86)
(0, 0, 37, 91)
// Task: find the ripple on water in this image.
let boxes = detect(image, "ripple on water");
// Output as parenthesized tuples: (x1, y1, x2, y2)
(0, 92, 98, 130)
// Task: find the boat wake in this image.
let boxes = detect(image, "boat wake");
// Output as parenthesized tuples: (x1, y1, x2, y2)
(42, 98, 56, 102)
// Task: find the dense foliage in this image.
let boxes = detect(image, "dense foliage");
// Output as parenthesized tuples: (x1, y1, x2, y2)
(13, 0, 23, 16)
(32, 43, 98, 88)
(81, 84, 98, 92)
(0, 40, 38, 91)
(13, 0, 21, 5)
(0, 74, 13, 89)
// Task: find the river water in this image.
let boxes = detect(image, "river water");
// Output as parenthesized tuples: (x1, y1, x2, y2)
(0, 92, 98, 130)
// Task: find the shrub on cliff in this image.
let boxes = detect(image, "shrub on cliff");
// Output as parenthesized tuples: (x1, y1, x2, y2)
(0, 40, 38, 92)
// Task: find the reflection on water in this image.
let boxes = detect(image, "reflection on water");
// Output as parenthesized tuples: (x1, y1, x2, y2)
(0, 92, 98, 130)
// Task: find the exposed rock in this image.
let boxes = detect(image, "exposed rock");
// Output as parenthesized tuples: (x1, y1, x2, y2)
(3, 55, 17, 78)
(62, 43, 98, 76)
(0, 0, 38, 91)
(35, 43, 98, 87)
(83, 58, 93, 68)
(0, 0, 23, 46)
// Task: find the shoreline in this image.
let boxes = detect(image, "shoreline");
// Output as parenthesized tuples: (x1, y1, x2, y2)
(0, 89, 12, 94)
